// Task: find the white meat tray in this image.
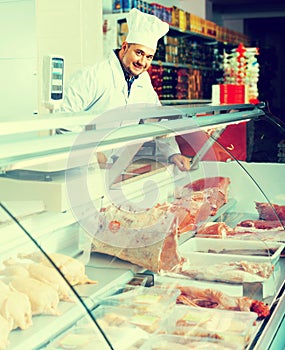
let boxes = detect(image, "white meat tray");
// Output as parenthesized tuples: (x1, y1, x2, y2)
(180, 237, 284, 266)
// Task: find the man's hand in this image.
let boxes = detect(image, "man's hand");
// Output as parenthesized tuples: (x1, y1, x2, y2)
(169, 154, 191, 171)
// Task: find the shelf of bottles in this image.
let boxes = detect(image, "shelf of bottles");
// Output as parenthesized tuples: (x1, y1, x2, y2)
(112, 1, 250, 101)
(112, 1, 250, 46)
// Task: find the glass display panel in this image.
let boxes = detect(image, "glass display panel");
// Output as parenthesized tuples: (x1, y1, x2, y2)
(0, 103, 284, 349)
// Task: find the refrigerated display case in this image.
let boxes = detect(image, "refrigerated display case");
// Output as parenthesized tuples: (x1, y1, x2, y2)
(0, 102, 284, 350)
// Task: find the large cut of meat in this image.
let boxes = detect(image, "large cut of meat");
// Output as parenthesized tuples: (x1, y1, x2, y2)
(10, 277, 60, 316)
(174, 285, 270, 319)
(91, 211, 186, 273)
(0, 288, 32, 330)
(255, 202, 285, 221)
(0, 314, 11, 350)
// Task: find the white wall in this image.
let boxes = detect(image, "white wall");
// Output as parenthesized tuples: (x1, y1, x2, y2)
(0, 0, 37, 120)
(0, 0, 103, 120)
(36, 0, 103, 114)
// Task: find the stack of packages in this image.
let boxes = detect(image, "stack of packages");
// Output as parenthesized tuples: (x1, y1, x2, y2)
(212, 43, 260, 104)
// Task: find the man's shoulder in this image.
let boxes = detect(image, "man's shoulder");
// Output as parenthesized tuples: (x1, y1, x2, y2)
(72, 56, 111, 78)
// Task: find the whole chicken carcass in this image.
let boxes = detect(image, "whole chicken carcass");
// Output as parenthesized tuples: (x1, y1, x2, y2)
(0, 288, 32, 330)
(28, 263, 74, 302)
(0, 281, 9, 293)
(10, 277, 60, 316)
(18, 252, 97, 286)
(0, 314, 11, 350)
(0, 264, 29, 279)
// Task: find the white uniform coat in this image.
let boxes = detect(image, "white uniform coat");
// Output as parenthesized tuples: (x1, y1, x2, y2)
(61, 51, 180, 157)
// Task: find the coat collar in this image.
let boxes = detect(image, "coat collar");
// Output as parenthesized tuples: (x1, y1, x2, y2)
(108, 50, 139, 90)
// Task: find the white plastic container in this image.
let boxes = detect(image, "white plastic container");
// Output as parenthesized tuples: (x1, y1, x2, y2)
(180, 237, 284, 265)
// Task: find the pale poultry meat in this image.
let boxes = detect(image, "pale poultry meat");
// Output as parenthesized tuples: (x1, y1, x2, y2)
(0, 314, 11, 350)
(0, 260, 29, 279)
(18, 252, 97, 286)
(10, 277, 60, 316)
(0, 287, 32, 330)
(0, 281, 9, 293)
(28, 263, 74, 302)
(1, 258, 73, 302)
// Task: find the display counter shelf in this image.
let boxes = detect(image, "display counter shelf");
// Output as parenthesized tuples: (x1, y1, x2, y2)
(0, 103, 284, 350)
(5, 255, 140, 350)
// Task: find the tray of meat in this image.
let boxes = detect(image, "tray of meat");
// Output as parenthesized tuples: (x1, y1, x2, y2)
(160, 305, 256, 348)
(180, 238, 284, 265)
(139, 334, 243, 350)
(92, 305, 167, 334)
(98, 285, 180, 315)
(45, 314, 149, 350)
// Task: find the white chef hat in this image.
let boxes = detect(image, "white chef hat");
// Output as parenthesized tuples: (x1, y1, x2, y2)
(126, 8, 169, 51)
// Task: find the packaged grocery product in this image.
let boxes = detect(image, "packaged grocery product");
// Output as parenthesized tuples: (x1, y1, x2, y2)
(139, 334, 243, 350)
(92, 305, 166, 334)
(161, 305, 256, 347)
(99, 285, 180, 314)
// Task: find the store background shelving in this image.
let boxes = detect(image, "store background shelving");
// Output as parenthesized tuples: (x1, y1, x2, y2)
(104, 2, 250, 102)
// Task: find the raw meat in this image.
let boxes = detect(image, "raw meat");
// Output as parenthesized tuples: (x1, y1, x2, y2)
(174, 285, 270, 318)
(196, 222, 234, 238)
(0, 281, 9, 293)
(0, 314, 11, 350)
(178, 260, 274, 284)
(231, 230, 285, 242)
(101, 203, 169, 230)
(256, 202, 285, 221)
(10, 277, 60, 316)
(0, 265, 29, 279)
(28, 263, 74, 302)
(18, 252, 97, 286)
(169, 199, 211, 234)
(183, 176, 230, 215)
(188, 176, 230, 195)
(235, 220, 284, 232)
(0, 287, 32, 330)
(92, 216, 186, 273)
(1, 259, 72, 304)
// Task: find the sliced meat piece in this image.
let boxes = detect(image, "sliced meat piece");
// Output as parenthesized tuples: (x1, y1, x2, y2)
(196, 221, 234, 238)
(235, 219, 284, 232)
(174, 285, 269, 319)
(170, 200, 212, 234)
(185, 176, 230, 199)
(183, 177, 230, 216)
(256, 202, 285, 221)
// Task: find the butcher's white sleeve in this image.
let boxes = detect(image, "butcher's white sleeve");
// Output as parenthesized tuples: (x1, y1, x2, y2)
(155, 137, 181, 160)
